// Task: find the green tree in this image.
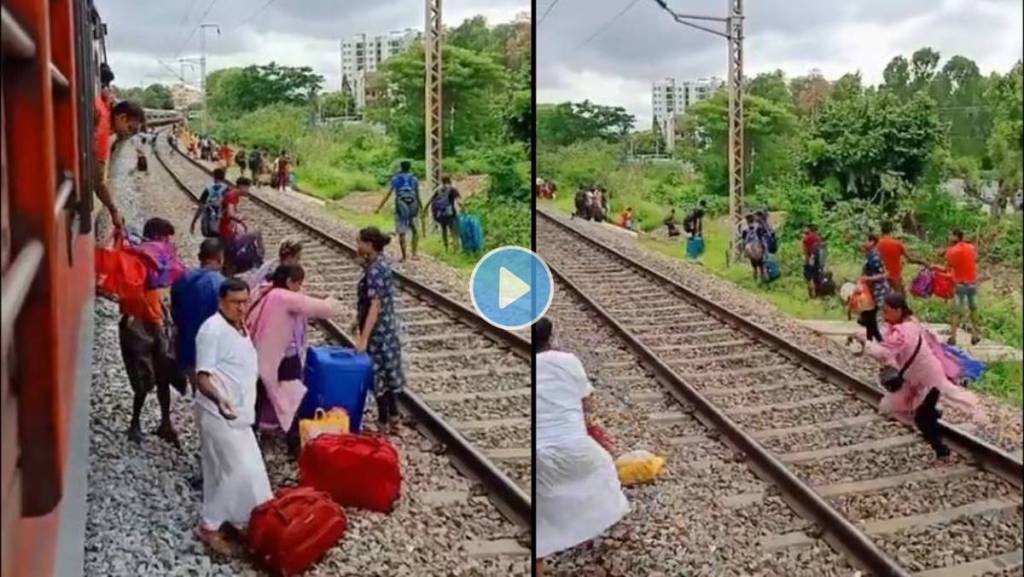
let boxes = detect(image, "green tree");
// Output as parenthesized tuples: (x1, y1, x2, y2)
(369, 42, 506, 158)
(986, 61, 1023, 213)
(144, 84, 174, 109)
(319, 90, 355, 118)
(747, 70, 792, 105)
(678, 91, 799, 197)
(882, 55, 911, 97)
(910, 47, 941, 92)
(789, 71, 832, 119)
(536, 101, 635, 147)
(207, 63, 323, 119)
(831, 72, 864, 102)
(805, 90, 944, 203)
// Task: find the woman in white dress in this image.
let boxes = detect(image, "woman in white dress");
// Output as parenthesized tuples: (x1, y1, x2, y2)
(535, 317, 629, 575)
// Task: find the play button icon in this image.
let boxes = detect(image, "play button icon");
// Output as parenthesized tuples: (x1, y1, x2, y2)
(470, 246, 553, 330)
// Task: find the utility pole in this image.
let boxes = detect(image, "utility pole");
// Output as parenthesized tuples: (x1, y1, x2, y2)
(424, 0, 443, 236)
(726, 0, 744, 265)
(653, 0, 744, 263)
(178, 58, 199, 87)
(199, 23, 220, 135)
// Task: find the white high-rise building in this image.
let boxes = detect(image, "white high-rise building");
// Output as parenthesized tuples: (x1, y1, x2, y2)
(341, 28, 421, 110)
(652, 76, 723, 150)
(652, 76, 724, 124)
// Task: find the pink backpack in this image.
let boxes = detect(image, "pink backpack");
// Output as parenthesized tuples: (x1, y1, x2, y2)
(128, 240, 185, 290)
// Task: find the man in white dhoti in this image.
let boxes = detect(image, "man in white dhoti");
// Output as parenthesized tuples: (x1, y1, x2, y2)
(193, 277, 272, 556)
(534, 318, 629, 576)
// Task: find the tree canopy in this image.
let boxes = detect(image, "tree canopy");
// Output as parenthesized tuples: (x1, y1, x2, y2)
(115, 83, 174, 109)
(536, 101, 635, 147)
(207, 62, 323, 119)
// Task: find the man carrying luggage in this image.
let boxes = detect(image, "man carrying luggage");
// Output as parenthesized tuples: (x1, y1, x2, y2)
(120, 218, 188, 447)
(427, 175, 461, 251)
(193, 278, 272, 556)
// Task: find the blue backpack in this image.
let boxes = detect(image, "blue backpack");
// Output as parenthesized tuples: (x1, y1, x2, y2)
(459, 214, 483, 253)
(200, 182, 229, 238)
(392, 173, 419, 220)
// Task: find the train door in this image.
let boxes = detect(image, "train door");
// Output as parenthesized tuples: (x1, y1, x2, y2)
(1, 1, 98, 576)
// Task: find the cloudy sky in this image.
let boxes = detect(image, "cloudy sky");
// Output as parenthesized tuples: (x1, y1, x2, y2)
(538, 0, 1023, 128)
(101, 0, 527, 92)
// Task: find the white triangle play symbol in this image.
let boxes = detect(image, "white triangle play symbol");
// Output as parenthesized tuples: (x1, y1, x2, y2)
(498, 267, 530, 309)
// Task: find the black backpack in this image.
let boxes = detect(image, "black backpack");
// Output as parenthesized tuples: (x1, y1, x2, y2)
(683, 210, 699, 234)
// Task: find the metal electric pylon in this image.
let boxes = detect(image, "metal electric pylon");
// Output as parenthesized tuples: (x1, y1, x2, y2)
(653, 0, 745, 262)
(726, 0, 744, 264)
(424, 0, 443, 236)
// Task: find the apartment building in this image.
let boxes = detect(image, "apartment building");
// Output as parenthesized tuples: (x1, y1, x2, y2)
(651, 76, 724, 124)
(341, 28, 421, 110)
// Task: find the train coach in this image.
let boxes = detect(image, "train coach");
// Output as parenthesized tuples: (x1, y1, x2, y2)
(0, 2, 183, 577)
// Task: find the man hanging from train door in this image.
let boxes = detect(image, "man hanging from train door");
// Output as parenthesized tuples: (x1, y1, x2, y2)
(93, 63, 146, 248)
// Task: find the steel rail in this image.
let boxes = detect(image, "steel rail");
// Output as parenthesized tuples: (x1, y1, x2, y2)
(539, 209, 1023, 490)
(546, 259, 911, 577)
(168, 142, 531, 360)
(151, 140, 532, 531)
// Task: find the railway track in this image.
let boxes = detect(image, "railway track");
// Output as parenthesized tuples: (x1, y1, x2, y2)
(537, 209, 1023, 577)
(146, 138, 532, 573)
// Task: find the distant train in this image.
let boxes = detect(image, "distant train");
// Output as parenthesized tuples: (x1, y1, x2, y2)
(0, 2, 184, 577)
(144, 107, 184, 127)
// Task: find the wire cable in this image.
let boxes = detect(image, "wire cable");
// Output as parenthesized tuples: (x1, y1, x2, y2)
(538, 0, 562, 25)
(574, 0, 642, 51)
(173, 0, 221, 59)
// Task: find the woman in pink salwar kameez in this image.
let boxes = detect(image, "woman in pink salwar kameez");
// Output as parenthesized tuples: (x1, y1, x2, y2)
(855, 294, 983, 463)
(246, 263, 341, 451)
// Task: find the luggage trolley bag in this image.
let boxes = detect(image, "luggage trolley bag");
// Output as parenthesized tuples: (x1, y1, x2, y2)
(301, 346, 373, 433)
(248, 486, 347, 576)
(299, 433, 402, 513)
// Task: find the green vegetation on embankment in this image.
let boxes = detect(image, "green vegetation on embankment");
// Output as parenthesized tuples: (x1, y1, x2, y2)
(200, 15, 531, 267)
(539, 50, 1023, 405)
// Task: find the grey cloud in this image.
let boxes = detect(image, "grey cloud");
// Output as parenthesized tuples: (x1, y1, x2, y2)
(538, 0, 1022, 121)
(98, 0, 525, 86)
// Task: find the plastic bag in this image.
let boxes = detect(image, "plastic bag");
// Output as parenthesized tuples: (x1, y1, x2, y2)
(615, 450, 666, 486)
(299, 407, 350, 449)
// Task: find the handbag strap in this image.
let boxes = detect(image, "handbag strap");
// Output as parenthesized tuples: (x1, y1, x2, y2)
(898, 332, 924, 378)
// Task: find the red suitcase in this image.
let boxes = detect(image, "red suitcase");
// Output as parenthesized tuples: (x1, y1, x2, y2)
(299, 434, 402, 513)
(248, 486, 347, 576)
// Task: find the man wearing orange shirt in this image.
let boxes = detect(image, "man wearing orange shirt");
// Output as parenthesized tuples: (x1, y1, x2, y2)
(876, 230, 915, 296)
(943, 229, 981, 346)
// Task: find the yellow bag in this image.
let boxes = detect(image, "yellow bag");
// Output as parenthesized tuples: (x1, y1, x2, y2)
(299, 408, 350, 448)
(615, 450, 666, 486)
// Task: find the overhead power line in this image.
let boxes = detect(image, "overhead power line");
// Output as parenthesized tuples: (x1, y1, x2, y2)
(174, 0, 221, 59)
(239, 0, 281, 28)
(538, 0, 562, 25)
(574, 0, 642, 51)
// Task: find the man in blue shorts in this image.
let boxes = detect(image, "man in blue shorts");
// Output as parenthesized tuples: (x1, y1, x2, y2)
(376, 160, 421, 261)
